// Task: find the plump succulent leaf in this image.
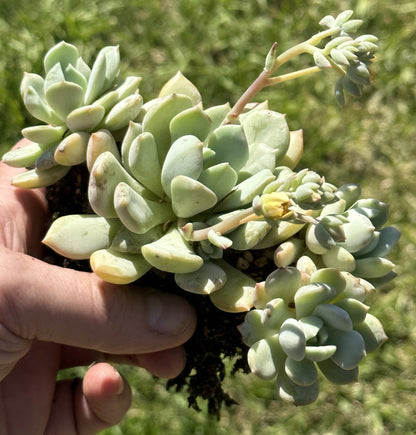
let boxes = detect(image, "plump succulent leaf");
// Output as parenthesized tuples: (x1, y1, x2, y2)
(42, 214, 121, 259)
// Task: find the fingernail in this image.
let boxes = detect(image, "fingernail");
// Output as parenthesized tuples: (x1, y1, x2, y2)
(145, 291, 193, 335)
(115, 370, 124, 395)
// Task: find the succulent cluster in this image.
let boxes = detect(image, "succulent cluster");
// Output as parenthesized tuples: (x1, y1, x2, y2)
(1, 10, 399, 407)
(239, 188, 399, 405)
(316, 10, 378, 104)
(2, 41, 142, 187)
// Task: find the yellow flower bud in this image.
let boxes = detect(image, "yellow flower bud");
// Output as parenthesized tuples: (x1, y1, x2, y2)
(259, 192, 292, 219)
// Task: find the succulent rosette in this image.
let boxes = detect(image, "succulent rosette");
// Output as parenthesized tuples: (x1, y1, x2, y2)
(239, 264, 389, 405)
(2, 41, 143, 187)
(1, 10, 399, 407)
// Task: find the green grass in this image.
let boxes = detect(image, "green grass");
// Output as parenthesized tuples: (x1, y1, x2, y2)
(1, 0, 415, 433)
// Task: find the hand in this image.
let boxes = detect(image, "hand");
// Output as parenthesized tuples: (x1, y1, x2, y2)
(0, 140, 197, 434)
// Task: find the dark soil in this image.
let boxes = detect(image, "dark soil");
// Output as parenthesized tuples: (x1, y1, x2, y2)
(45, 164, 276, 417)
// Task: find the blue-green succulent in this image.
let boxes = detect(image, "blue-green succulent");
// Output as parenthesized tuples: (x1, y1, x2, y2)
(1, 10, 398, 406)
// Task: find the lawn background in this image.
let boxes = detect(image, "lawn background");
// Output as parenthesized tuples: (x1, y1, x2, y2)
(0, 0, 415, 433)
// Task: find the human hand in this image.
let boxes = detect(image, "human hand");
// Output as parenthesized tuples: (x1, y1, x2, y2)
(0, 140, 197, 434)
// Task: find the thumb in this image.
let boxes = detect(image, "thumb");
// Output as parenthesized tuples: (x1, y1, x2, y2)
(0, 246, 196, 376)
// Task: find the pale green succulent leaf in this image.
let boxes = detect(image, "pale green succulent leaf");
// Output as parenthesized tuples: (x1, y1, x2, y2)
(238, 101, 269, 121)
(305, 345, 337, 361)
(279, 129, 303, 170)
(285, 357, 318, 386)
(201, 147, 217, 170)
(322, 245, 356, 272)
(274, 238, 304, 268)
(239, 142, 279, 179)
(198, 163, 237, 202)
(66, 104, 105, 132)
(135, 97, 162, 122)
(276, 373, 319, 405)
(89, 151, 153, 218)
(100, 45, 120, 89)
(337, 210, 375, 253)
(215, 169, 275, 212)
(238, 309, 269, 346)
(312, 304, 353, 331)
(21, 73, 45, 100)
(161, 135, 203, 197)
(45, 81, 85, 120)
(227, 220, 271, 250)
(294, 282, 337, 319)
(84, 50, 107, 104)
(158, 71, 202, 105)
(54, 131, 90, 166)
(204, 103, 231, 139)
(354, 313, 388, 353)
(1, 142, 54, 168)
(207, 229, 233, 249)
(92, 90, 119, 113)
(11, 164, 70, 188)
(335, 298, 369, 324)
(362, 226, 400, 258)
(262, 298, 293, 331)
(102, 94, 143, 131)
(120, 121, 143, 173)
(353, 256, 395, 279)
(174, 261, 226, 294)
(171, 175, 217, 218)
(114, 76, 142, 100)
(209, 259, 256, 313)
(264, 266, 302, 305)
(21, 125, 66, 144)
(298, 316, 324, 341)
(336, 272, 372, 302)
(141, 226, 203, 273)
(296, 255, 318, 277)
(86, 129, 120, 172)
(352, 198, 389, 229)
(42, 214, 121, 260)
(114, 182, 175, 234)
(23, 86, 61, 125)
(335, 184, 361, 208)
(170, 105, 212, 143)
(111, 225, 163, 253)
(63, 63, 88, 91)
(207, 124, 249, 173)
(242, 109, 290, 164)
(318, 358, 359, 384)
(279, 318, 306, 361)
(320, 198, 347, 217)
(43, 41, 79, 73)
(34, 143, 60, 171)
(75, 57, 91, 81)
(305, 223, 330, 255)
(85, 46, 120, 103)
(90, 248, 151, 285)
(309, 268, 346, 297)
(142, 93, 194, 163)
(128, 132, 164, 197)
(353, 231, 380, 257)
(248, 335, 283, 380)
(44, 62, 65, 91)
(253, 221, 304, 249)
(327, 329, 366, 370)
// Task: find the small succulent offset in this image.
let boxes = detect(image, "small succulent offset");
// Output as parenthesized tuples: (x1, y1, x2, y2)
(2, 41, 143, 187)
(2, 11, 399, 406)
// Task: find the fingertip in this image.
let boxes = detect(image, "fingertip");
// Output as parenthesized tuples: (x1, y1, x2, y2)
(75, 363, 132, 433)
(135, 346, 187, 379)
(84, 363, 126, 398)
